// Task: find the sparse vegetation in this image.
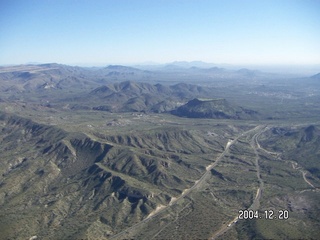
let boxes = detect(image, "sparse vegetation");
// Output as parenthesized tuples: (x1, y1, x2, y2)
(0, 64, 319, 239)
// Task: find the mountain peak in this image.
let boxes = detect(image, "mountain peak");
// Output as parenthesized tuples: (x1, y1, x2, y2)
(310, 73, 320, 79)
(104, 65, 140, 71)
(171, 97, 257, 119)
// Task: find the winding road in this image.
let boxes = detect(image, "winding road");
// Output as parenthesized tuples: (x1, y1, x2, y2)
(210, 124, 320, 239)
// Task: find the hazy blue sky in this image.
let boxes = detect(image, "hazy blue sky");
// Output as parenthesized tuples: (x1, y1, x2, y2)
(1, 0, 319, 66)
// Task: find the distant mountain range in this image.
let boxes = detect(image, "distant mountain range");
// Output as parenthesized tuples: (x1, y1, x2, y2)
(88, 81, 212, 113)
(0, 63, 318, 119)
(0, 63, 307, 93)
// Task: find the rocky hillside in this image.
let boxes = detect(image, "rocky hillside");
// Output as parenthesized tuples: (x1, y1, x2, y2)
(0, 112, 228, 239)
(171, 98, 258, 119)
(259, 125, 320, 179)
(88, 81, 212, 113)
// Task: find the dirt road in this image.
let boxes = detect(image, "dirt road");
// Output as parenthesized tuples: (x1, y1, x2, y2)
(110, 126, 263, 240)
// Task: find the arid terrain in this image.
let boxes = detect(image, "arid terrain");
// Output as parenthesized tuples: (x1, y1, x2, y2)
(0, 64, 319, 239)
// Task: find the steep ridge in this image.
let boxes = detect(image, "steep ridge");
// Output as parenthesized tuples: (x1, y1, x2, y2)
(90, 128, 227, 196)
(0, 114, 176, 239)
(94, 128, 225, 154)
(0, 113, 230, 239)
